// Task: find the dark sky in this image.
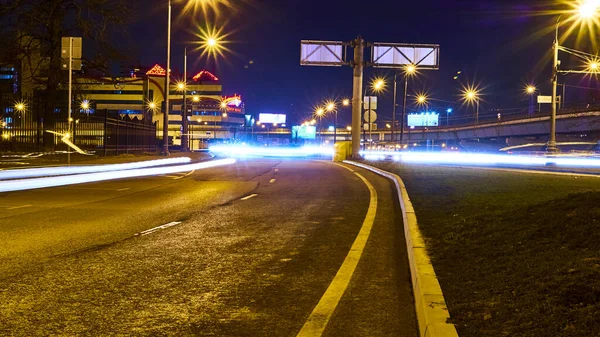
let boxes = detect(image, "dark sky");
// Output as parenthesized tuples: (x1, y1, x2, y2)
(127, 0, 597, 125)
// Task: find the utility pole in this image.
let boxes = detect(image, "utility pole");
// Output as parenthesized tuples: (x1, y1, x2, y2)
(351, 37, 364, 158)
(162, 0, 172, 155)
(182, 46, 188, 151)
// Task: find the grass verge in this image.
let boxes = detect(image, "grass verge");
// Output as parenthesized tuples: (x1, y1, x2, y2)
(366, 162, 600, 337)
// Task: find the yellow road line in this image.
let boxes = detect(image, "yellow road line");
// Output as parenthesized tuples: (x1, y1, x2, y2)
(296, 163, 377, 337)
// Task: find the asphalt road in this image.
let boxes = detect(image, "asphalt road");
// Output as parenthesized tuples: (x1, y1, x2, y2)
(0, 158, 417, 336)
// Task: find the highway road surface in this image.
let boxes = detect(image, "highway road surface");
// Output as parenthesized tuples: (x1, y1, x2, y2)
(0, 158, 417, 336)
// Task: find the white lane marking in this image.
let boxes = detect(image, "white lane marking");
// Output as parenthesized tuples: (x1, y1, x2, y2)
(173, 170, 195, 180)
(297, 164, 378, 337)
(136, 221, 182, 236)
(274, 168, 279, 173)
(241, 194, 258, 201)
(5, 204, 32, 210)
(117, 188, 130, 191)
(270, 178, 276, 183)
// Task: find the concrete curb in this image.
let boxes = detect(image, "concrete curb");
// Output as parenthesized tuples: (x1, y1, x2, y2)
(343, 160, 459, 337)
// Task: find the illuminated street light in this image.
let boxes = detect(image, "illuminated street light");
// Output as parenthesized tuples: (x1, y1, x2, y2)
(342, 99, 350, 106)
(526, 85, 536, 94)
(547, 2, 600, 152)
(192, 95, 200, 102)
(372, 78, 386, 92)
(176, 81, 186, 91)
(579, 0, 600, 18)
(14, 101, 26, 113)
(416, 94, 427, 105)
(461, 86, 481, 124)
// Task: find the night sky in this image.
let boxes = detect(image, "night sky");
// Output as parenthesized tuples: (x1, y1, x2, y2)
(128, 0, 598, 125)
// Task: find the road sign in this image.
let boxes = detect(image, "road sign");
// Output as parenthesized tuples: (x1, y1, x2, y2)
(300, 40, 346, 66)
(363, 110, 377, 123)
(537, 95, 561, 103)
(61, 37, 82, 59)
(363, 96, 377, 110)
(372, 43, 439, 69)
(363, 123, 377, 130)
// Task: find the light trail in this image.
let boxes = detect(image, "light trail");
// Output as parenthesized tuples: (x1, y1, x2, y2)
(0, 157, 191, 180)
(209, 145, 334, 158)
(0, 158, 236, 193)
(361, 151, 600, 168)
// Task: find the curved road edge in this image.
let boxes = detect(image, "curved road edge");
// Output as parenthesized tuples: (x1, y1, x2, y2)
(343, 160, 459, 337)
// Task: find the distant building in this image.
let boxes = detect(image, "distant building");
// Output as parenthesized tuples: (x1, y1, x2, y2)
(73, 64, 246, 146)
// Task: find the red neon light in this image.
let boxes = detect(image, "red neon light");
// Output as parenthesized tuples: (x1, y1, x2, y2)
(192, 70, 219, 82)
(146, 64, 166, 76)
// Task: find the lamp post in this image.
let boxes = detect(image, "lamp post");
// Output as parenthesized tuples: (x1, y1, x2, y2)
(161, 0, 173, 155)
(462, 89, 480, 124)
(182, 47, 189, 151)
(548, 1, 599, 152)
(397, 64, 417, 143)
(315, 108, 325, 145)
(363, 78, 385, 147)
(326, 101, 337, 143)
(526, 85, 536, 116)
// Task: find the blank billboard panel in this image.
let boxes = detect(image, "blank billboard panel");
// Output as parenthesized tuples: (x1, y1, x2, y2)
(372, 43, 439, 69)
(408, 113, 440, 127)
(259, 113, 287, 124)
(300, 40, 346, 66)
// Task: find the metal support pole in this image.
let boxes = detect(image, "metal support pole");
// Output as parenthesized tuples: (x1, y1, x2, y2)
(334, 110, 337, 143)
(68, 37, 72, 166)
(182, 46, 188, 151)
(392, 73, 397, 142)
(351, 37, 364, 158)
(548, 19, 559, 152)
(162, 0, 172, 155)
(368, 96, 371, 144)
(476, 99, 480, 124)
(562, 83, 566, 111)
(400, 76, 408, 142)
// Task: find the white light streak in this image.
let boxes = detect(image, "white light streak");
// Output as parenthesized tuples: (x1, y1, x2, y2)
(360, 151, 600, 168)
(0, 158, 236, 193)
(0, 158, 192, 180)
(209, 145, 334, 158)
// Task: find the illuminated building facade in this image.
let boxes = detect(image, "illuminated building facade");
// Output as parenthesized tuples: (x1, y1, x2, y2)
(73, 64, 245, 147)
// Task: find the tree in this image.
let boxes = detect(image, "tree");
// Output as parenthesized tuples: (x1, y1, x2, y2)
(0, 0, 134, 150)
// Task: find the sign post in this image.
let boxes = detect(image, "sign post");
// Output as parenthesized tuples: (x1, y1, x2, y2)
(61, 37, 82, 166)
(301, 39, 439, 158)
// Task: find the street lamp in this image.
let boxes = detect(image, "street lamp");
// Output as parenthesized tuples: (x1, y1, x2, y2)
(462, 87, 480, 124)
(315, 107, 325, 144)
(364, 77, 386, 147)
(325, 101, 337, 143)
(394, 64, 417, 143)
(162, 0, 227, 155)
(525, 85, 536, 115)
(548, 0, 600, 152)
(446, 108, 453, 126)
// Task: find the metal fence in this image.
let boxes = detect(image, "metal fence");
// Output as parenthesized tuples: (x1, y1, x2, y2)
(0, 93, 157, 154)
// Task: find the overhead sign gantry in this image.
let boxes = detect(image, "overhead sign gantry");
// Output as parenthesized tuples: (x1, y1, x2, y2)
(301, 38, 439, 158)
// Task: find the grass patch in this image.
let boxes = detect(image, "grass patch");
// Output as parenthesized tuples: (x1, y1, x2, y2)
(367, 162, 600, 337)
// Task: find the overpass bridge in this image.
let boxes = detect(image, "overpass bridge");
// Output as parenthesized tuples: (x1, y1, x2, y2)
(245, 108, 600, 148)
